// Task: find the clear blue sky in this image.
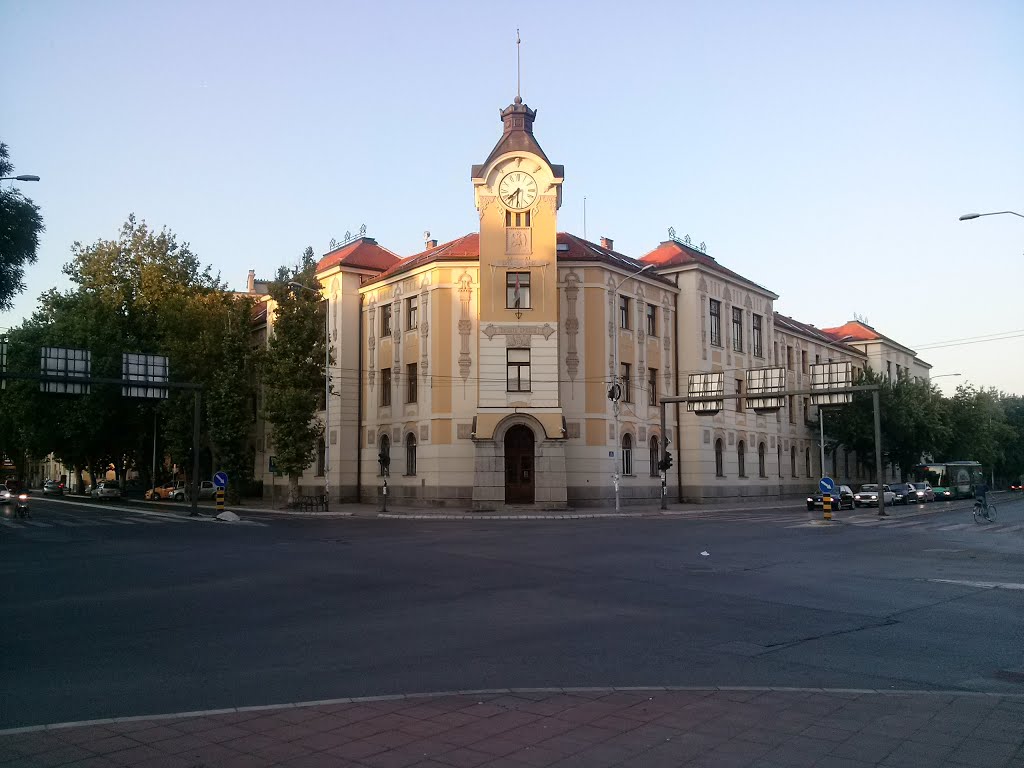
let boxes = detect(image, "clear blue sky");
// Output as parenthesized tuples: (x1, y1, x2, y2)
(3, 0, 1022, 395)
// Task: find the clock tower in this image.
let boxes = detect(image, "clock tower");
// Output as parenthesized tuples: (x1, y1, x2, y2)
(469, 96, 567, 508)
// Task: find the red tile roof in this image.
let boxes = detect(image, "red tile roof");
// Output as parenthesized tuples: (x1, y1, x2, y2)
(369, 233, 482, 282)
(640, 240, 776, 297)
(555, 233, 675, 285)
(820, 320, 882, 342)
(774, 312, 864, 352)
(316, 238, 401, 274)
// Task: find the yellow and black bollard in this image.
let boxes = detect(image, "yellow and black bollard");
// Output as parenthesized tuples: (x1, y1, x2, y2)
(823, 493, 832, 521)
(216, 487, 225, 515)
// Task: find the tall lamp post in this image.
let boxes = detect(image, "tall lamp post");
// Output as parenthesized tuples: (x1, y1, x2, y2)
(611, 263, 654, 512)
(0, 174, 40, 182)
(287, 281, 330, 505)
(818, 334, 854, 478)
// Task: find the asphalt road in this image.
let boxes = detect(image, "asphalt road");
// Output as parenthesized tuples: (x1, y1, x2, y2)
(2, 494, 1022, 729)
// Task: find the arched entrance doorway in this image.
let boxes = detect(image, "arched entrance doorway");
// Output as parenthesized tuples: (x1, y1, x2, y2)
(504, 425, 535, 503)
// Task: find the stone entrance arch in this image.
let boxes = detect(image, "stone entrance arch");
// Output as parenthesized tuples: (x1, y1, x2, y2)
(471, 414, 568, 511)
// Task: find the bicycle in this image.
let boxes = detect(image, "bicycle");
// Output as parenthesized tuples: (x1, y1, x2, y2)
(972, 497, 997, 524)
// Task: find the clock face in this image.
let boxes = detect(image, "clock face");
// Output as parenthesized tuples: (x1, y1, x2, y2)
(498, 171, 538, 210)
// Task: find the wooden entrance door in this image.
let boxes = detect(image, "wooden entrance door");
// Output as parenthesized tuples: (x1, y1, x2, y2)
(504, 425, 535, 504)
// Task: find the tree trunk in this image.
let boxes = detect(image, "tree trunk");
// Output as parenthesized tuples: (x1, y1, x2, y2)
(288, 474, 300, 506)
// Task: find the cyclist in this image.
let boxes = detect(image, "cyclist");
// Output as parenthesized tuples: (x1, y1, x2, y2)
(974, 479, 989, 507)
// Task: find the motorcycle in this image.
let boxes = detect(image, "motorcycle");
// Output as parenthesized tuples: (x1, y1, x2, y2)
(14, 493, 30, 519)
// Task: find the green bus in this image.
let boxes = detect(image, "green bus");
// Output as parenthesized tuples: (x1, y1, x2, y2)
(913, 461, 984, 500)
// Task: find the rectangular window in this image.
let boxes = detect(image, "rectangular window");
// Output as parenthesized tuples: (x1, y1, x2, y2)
(507, 349, 531, 391)
(787, 345, 793, 370)
(788, 394, 795, 423)
(752, 314, 763, 357)
(381, 305, 392, 337)
(406, 363, 417, 403)
(406, 297, 418, 330)
(709, 300, 721, 346)
(732, 307, 743, 352)
(814, 353, 820, 365)
(801, 350, 808, 374)
(506, 272, 531, 309)
(380, 367, 392, 406)
(619, 296, 631, 329)
(736, 378, 744, 411)
(803, 397, 809, 423)
(648, 368, 657, 406)
(887, 360, 892, 379)
(505, 210, 532, 227)
(646, 304, 657, 336)
(620, 363, 632, 403)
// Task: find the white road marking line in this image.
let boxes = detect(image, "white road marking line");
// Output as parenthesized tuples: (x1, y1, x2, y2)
(929, 579, 1024, 590)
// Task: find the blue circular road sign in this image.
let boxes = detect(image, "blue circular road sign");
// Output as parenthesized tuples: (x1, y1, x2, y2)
(819, 476, 835, 494)
(214, 471, 228, 488)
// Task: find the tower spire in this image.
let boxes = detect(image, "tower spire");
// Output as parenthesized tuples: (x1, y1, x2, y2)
(516, 29, 522, 104)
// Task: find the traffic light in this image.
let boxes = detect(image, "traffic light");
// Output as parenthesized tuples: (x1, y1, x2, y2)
(658, 452, 674, 472)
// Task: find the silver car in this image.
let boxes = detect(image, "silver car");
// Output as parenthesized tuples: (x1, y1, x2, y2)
(91, 482, 122, 500)
(910, 482, 935, 503)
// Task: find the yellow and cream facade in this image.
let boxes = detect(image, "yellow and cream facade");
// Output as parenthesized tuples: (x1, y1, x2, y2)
(252, 95, 930, 507)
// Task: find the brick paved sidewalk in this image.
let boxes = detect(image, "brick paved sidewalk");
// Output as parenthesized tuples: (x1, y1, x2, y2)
(3, 687, 1023, 768)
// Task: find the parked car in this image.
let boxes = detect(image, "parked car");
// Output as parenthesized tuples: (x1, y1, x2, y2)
(806, 485, 854, 511)
(909, 482, 935, 503)
(888, 482, 915, 505)
(42, 480, 65, 495)
(145, 483, 177, 500)
(91, 481, 121, 500)
(170, 480, 216, 501)
(854, 484, 895, 507)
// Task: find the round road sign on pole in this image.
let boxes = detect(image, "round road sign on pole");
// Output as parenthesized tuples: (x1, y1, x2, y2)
(819, 476, 835, 494)
(214, 471, 228, 488)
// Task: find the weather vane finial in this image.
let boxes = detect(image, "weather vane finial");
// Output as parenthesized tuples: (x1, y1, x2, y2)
(515, 29, 522, 104)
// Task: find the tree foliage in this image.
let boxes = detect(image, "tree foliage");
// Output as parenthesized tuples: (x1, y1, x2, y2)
(260, 247, 327, 504)
(0, 215, 256, 497)
(0, 142, 45, 311)
(823, 367, 950, 480)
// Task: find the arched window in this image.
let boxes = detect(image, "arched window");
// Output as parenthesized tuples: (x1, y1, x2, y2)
(791, 446, 797, 478)
(621, 434, 633, 476)
(758, 442, 766, 478)
(379, 435, 391, 476)
(715, 439, 724, 477)
(315, 437, 326, 476)
(737, 440, 746, 477)
(405, 432, 417, 476)
(649, 436, 660, 477)
(805, 447, 811, 477)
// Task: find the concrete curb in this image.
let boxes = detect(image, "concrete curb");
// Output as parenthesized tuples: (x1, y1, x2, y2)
(3, 684, 1022, 736)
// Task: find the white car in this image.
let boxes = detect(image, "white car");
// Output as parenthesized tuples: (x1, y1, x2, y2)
(91, 482, 122, 500)
(0, 488, 10, 504)
(854, 484, 895, 507)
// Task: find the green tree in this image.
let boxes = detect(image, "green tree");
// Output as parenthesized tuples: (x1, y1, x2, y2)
(941, 384, 1015, 480)
(0, 142, 45, 311)
(260, 247, 327, 505)
(823, 368, 949, 479)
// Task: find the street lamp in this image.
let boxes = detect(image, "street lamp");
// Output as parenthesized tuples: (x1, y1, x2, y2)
(611, 262, 654, 512)
(0, 175, 40, 182)
(959, 211, 1023, 221)
(287, 281, 330, 505)
(930, 373, 962, 379)
(818, 334, 855, 479)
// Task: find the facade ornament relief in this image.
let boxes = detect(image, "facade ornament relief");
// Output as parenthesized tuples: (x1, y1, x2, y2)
(482, 323, 556, 341)
(458, 275, 473, 382)
(477, 194, 495, 220)
(564, 272, 581, 382)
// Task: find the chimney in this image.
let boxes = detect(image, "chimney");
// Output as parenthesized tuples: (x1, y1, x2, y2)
(247, 269, 255, 293)
(600, 236, 614, 251)
(424, 231, 437, 250)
